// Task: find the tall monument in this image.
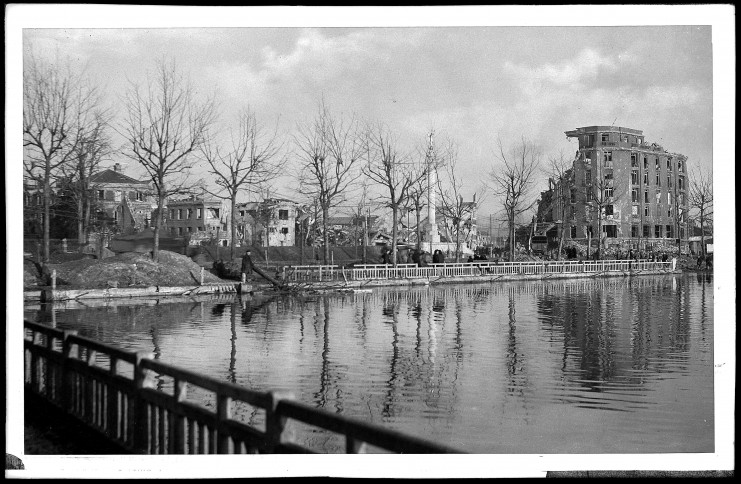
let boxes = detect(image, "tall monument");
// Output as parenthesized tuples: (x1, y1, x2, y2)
(425, 131, 440, 245)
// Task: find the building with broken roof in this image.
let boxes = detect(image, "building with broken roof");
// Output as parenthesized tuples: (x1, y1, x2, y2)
(89, 163, 156, 233)
(541, 126, 689, 252)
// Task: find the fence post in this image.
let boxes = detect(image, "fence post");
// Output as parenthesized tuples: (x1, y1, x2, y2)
(30, 330, 41, 392)
(171, 379, 187, 454)
(84, 346, 98, 425)
(51, 269, 57, 291)
(133, 352, 156, 453)
(60, 330, 77, 413)
(107, 356, 119, 440)
(266, 390, 295, 453)
(216, 394, 231, 454)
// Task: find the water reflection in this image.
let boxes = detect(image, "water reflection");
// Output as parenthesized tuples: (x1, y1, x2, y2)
(24, 275, 713, 453)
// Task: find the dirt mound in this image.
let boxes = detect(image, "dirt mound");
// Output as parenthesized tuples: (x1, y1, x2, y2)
(49, 250, 226, 289)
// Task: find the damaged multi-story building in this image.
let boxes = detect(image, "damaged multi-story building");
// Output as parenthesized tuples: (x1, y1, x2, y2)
(545, 126, 689, 251)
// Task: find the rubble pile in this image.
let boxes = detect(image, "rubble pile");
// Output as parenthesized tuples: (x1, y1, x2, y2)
(45, 250, 226, 289)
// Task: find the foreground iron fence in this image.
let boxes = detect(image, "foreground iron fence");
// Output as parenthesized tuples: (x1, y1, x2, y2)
(24, 321, 461, 454)
(283, 259, 674, 282)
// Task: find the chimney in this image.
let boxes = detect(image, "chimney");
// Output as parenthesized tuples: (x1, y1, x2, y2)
(114, 163, 121, 173)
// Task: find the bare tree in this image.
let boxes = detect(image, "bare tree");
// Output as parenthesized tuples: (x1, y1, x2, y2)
(489, 136, 542, 262)
(23, 52, 99, 265)
(120, 58, 216, 261)
(688, 165, 713, 257)
(294, 100, 363, 264)
(585, 157, 624, 258)
(436, 139, 482, 262)
(201, 109, 284, 260)
(544, 150, 574, 260)
(61, 106, 112, 244)
(406, 173, 428, 253)
(362, 122, 428, 266)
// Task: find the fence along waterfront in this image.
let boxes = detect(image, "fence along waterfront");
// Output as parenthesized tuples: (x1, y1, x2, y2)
(23, 321, 461, 454)
(283, 259, 674, 282)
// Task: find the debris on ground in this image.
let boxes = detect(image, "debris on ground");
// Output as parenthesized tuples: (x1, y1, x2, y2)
(44, 250, 228, 289)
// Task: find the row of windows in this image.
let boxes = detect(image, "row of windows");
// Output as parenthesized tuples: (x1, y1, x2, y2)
(630, 170, 684, 189)
(238, 209, 291, 220)
(585, 151, 684, 172)
(97, 190, 145, 201)
(630, 190, 684, 206)
(568, 224, 682, 239)
(630, 204, 683, 219)
(168, 207, 222, 220)
(631, 225, 677, 238)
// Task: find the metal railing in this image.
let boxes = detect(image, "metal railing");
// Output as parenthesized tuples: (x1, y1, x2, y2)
(24, 321, 459, 454)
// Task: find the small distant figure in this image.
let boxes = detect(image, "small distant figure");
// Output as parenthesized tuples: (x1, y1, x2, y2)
(705, 253, 713, 270)
(467, 255, 474, 263)
(696, 254, 704, 269)
(241, 250, 253, 282)
(661, 253, 668, 263)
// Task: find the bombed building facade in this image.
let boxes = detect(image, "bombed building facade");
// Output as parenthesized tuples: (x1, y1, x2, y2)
(546, 126, 689, 251)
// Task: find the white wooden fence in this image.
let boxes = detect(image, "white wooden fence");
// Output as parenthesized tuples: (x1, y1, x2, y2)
(282, 260, 674, 282)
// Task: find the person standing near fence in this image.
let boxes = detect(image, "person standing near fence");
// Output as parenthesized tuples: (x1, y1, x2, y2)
(241, 250, 253, 282)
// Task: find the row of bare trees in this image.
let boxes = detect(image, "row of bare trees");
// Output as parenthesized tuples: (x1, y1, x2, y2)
(23, 52, 113, 265)
(21, 51, 545, 268)
(24, 53, 714, 269)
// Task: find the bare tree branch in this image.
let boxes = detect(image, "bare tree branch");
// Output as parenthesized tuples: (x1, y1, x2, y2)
(361, 122, 428, 266)
(201, 108, 285, 259)
(293, 99, 363, 263)
(119, 57, 216, 261)
(488, 136, 541, 261)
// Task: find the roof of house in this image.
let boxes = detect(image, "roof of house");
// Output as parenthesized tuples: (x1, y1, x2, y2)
(90, 169, 150, 185)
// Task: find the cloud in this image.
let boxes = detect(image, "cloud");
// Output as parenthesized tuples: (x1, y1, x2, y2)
(503, 48, 618, 94)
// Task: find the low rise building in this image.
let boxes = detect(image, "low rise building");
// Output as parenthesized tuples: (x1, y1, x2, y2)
(235, 198, 300, 247)
(165, 197, 227, 245)
(89, 163, 156, 233)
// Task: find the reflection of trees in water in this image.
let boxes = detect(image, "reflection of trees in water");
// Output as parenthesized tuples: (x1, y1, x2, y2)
(536, 276, 701, 391)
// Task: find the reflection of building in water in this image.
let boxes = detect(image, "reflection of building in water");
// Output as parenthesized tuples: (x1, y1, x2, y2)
(536, 276, 693, 391)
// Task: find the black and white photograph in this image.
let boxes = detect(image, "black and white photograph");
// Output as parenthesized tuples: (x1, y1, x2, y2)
(6, 4, 735, 479)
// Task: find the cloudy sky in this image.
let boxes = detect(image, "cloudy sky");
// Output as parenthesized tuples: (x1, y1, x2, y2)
(12, 5, 728, 222)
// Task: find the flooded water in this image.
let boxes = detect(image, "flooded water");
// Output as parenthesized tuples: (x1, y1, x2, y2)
(25, 273, 714, 453)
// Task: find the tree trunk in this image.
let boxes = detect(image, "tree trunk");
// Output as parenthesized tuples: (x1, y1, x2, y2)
(391, 206, 398, 267)
(230, 196, 237, 260)
(322, 205, 330, 265)
(455, 223, 461, 262)
(83, 193, 91, 244)
(153, 192, 165, 262)
(415, 205, 422, 252)
(43, 166, 51, 266)
(699, 208, 706, 257)
(557, 221, 565, 261)
(77, 197, 85, 244)
(508, 211, 515, 262)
